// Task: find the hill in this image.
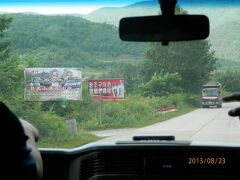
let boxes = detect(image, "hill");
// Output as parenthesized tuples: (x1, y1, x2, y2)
(5, 13, 149, 68)
(210, 20, 240, 61)
(84, 1, 159, 26)
(83, 0, 240, 26)
(83, 1, 240, 61)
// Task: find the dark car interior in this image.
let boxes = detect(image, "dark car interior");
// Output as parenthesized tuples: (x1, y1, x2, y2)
(40, 139, 240, 180)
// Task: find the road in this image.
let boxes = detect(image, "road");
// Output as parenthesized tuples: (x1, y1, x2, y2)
(91, 102, 240, 143)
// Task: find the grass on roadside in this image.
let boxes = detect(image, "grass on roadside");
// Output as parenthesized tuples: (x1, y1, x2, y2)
(82, 105, 197, 131)
(36, 93, 199, 149)
(37, 130, 101, 148)
(133, 105, 197, 128)
(37, 105, 196, 149)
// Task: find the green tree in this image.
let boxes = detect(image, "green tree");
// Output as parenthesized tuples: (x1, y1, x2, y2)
(143, 40, 216, 93)
(103, 63, 143, 92)
(213, 70, 240, 93)
(0, 56, 23, 103)
(142, 6, 216, 93)
(0, 15, 20, 103)
(0, 15, 12, 62)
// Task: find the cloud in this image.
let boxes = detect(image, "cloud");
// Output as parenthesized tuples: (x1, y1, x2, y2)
(0, 0, 141, 14)
(0, 5, 100, 14)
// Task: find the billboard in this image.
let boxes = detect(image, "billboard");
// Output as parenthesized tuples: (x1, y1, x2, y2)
(24, 68, 82, 101)
(88, 79, 125, 102)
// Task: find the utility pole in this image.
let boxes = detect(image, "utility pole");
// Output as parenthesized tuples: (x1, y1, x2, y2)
(99, 90, 103, 125)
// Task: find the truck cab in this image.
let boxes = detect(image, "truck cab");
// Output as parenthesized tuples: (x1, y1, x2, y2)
(202, 82, 222, 108)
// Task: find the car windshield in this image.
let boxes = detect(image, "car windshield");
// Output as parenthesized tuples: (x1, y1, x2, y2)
(202, 89, 219, 97)
(0, 0, 240, 148)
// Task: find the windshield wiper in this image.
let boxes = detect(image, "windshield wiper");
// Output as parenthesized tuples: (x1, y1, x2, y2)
(116, 136, 190, 145)
(133, 136, 175, 141)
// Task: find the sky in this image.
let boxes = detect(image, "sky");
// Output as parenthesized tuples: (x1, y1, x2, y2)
(0, 0, 141, 14)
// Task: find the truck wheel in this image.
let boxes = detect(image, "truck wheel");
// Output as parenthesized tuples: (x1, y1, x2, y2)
(217, 104, 222, 108)
(202, 105, 208, 108)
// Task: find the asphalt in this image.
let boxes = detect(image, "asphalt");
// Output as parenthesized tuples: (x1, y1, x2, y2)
(91, 102, 240, 143)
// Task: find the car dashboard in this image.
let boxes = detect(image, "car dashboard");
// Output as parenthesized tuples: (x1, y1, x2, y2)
(39, 141, 240, 180)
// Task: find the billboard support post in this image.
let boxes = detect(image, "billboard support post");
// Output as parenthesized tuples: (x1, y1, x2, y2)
(99, 90, 103, 125)
(68, 101, 71, 120)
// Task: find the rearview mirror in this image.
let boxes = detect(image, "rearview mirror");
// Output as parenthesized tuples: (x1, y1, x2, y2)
(119, 15, 209, 43)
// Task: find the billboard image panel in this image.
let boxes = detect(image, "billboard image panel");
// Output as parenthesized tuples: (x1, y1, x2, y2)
(88, 79, 125, 102)
(24, 68, 82, 101)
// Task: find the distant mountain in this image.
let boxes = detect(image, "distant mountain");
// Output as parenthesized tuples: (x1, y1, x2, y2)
(48, 14, 85, 17)
(178, 0, 240, 7)
(83, 0, 240, 61)
(84, 6, 159, 27)
(210, 20, 240, 61)
(84, 1, 159, 26)
(182, 7, 240, 61)
(0, 12, 40, 15)
(83, 0, 240, 26)
(5, 14, 149, 68)
(124, 0, 159, 8)
(125, 0, 240, 8)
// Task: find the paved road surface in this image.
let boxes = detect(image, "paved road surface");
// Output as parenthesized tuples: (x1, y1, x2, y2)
(91, 102, 240, 143)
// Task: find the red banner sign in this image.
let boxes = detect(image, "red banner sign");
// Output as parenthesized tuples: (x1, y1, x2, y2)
(88, 79, 125, 102)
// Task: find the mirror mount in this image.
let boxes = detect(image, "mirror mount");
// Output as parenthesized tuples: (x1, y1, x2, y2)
(159, 0, 177, 17)
(159, 0, 177, 45)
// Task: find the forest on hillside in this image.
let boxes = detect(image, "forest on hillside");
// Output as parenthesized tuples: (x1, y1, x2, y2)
(5, 13, 149, 69)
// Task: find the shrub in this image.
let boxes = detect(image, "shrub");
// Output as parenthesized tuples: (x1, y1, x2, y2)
(20, 108, 70, 138)
(139, 72, 182, 97)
